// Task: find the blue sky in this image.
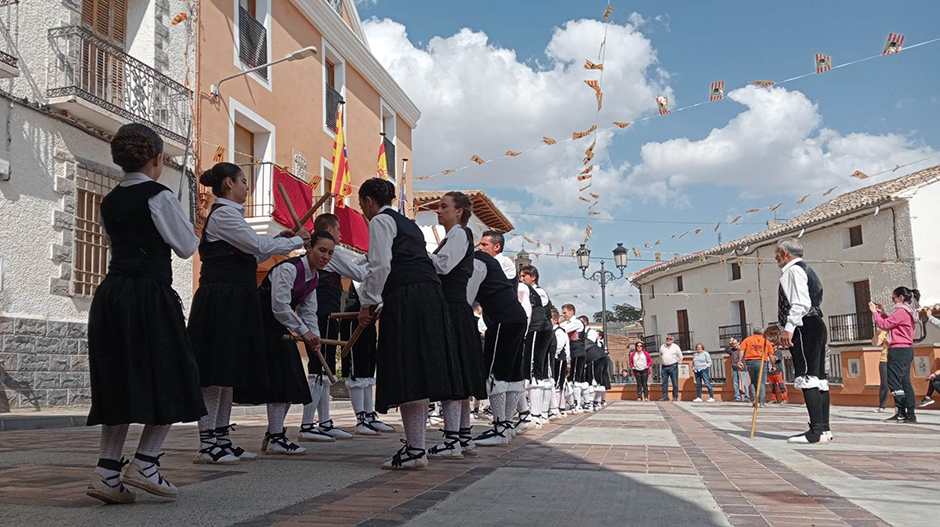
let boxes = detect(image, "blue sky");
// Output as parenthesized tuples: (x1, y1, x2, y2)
(357, 0, 940, 313)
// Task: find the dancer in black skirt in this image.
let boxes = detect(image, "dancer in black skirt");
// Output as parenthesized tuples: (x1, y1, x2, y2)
(468, 250, 529, 447)
(558, 304, 586, 413)
(580, 315, 601, 410)
(426, 192, 488, 460)
(519, 265, 554, 429)
(549, 309, 569, 419)
(592, 331, 612, 407)
(298, 214, 368, 442)
(86, 123, 204, 504)
(356, 178, 464, 470)
(188, 162, 308, 464)
(255, 231, 336, 454)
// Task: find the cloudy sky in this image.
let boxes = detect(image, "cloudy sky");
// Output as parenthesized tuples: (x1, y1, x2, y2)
(356, 0, 940, 316)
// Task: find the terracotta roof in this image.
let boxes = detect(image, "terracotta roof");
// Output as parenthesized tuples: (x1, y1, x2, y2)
(413, 190, 514, 232)
(630, 163, 940, 283)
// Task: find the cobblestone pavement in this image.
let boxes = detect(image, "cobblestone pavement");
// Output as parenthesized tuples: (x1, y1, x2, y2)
(0, 401, 936, 526)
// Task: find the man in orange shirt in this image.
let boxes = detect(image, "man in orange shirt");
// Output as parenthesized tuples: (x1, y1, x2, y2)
(740, 328, 773, 407)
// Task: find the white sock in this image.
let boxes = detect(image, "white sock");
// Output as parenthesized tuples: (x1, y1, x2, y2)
(318, 382, 331, 425)
(550, 390, 560, 412)
(95, 424, 129, 479)
(442, 400, 462, 432)
(136, 424, 171, 459)
(198, 386, 222, 434)
(349, 385, 365, 415)
(215, 387, 234, 429)
(460, 399, 471, 430)
(529, 388, 543, 417)
(505, 391, 520, 423)
(400, 399, 428, 450)
(517, 392, 529, 415)
(363, 383, 375, 414)
(267, 403, 289, 434)
(489, 392, 507, 422)
(302, 376, 321, 425)
(542, 387, 552, 414)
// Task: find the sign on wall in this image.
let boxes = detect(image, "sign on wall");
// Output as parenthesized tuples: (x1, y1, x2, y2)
(846, 359, 861, 377)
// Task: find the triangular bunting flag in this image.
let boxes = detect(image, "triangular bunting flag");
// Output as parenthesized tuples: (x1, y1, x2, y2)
(505, 150, 521, 157)
(850, 170, 869, 180)
(542, 136, 557, 145)
(470, 155, 485, 165)
(613, 121, 631, 128)
(749, 80, 775, 87)
(584, 59, 604, 70)
(656, 96, 670, 115)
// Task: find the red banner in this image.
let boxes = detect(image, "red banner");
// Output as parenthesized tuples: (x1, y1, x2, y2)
(272, 166, 315, 231)
(334, 205, 370, 253)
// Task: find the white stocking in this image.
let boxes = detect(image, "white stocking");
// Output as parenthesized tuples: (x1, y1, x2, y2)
(302, 376, 322, 425)
(363, 383, 375, 413)
(529, 388, 543, 418)
(442, 400, 462, 432)
(317, 381, 331, 425)
(348, 385, 365, 414)
(266, 403, 289, 434)
(400, 399, 429, 450)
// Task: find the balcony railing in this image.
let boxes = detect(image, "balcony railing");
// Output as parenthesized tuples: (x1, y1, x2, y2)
(668, 331, 694, 351)
(783, 352, 842, 384)
(710, 356, 727, 384)
(0, 49, 17, 69)
(242, 163, 313, 220)
(325, 83, 344, 131)
(239, 7, 267, 78)
(641, 334, 660, 352)
(829, 312, 874, 344)
(325, 0, 342, 15)
(719, 323, 750, 348)
(384, 136, 396, 179)
(46, 25, 189, 145)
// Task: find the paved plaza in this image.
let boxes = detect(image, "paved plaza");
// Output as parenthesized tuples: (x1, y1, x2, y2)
(0, 401, 937, 527)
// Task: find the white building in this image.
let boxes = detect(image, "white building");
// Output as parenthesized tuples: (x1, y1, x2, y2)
(413, 190, 514, 252)
(0, 0, 193, 410)
(630, 165, 940, 356)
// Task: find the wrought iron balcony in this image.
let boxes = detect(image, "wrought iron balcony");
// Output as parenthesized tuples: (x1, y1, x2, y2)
(0, 49, 19, 78)
(668, 331, 694, 351)
(46, 26, 190, 154)
(828, 312, 874, 344)
(719, 323, 751, 348)
(324, 0, 343, 15)
(238, 6, 267, 78)
(641, 334, 660, 352)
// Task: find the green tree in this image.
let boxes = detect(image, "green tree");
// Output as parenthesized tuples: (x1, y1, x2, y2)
(593, 303, 642, 323)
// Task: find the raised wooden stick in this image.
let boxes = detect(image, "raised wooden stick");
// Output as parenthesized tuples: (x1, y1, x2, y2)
(281, 335, 346, 347)
(277, 182, 303, 229)
(294, 193, 333, 232)
(340, 324, 367, 358)
(330, 312, 360, 320)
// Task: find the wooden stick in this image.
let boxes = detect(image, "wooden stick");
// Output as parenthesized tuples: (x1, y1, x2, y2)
(294, 193, 333, 232)
(340, 323, 367, 358)
(282, 334, 337, 384)
(749, 348, 769, 439)
(330, 312, 360, 320)
(281, 335, 347, 347)
(277, 182, 303, 229)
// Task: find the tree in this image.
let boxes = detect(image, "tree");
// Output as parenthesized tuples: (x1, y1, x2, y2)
(593, 303, 642, 324)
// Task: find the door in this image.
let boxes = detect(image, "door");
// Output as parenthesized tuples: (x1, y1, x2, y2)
(233, 124, 255, 215)
(853, 280, 872, 340)
(737, 300, 747, 338)
(677, 309, 690, 350)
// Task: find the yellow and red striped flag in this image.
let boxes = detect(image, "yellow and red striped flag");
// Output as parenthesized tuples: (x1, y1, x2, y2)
(376, 138, 388, 180)
(505, 150, 522, 157)
(577, 174, 592, 181)
(213, 146, 225, 163)
(603, 5, 613, 19)
(590, 192, 600, 200)
(581, 165, 594, 175)
(883, 32, 904, 55)
(613, 121, 631, 128)
(709, 80, 725, 102)
(730, 215, 742, 224)
(579, 183, 592, 192)
(542, 136, 557, 145)
(579, 196, 591, 203)
(584, 79, 601, 94)
(850, 170, 869, 180)
(331, 105, 352, 206)
(584, 59, 604, 70)
(822, 186, 838, 196)
(583, 141, 596, 165)
(749, 80, 775, 88)
(656, 96, 670, 115)
(815, 53, 832, 73)
(796, 194, 809, 205)
(470, 155, 486, 165)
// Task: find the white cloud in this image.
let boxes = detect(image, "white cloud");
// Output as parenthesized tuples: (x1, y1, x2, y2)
(627, 85, 938, 203)
(364, 17, 672, 211)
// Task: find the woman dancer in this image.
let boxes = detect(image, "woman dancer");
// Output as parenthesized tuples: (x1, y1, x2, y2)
(356, 178, 464, 469)
(86, 123, 205, 504)
(188, 162, 307, 464)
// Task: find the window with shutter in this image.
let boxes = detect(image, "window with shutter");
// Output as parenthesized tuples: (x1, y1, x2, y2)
(234, 124, 255, 216)
(81, 0, 126, 105)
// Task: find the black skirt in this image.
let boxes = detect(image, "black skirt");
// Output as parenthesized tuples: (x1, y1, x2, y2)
(87, 276, 206, 426)
(310, 314, 341, 376)
(234, 300, 312, 405)
(483, 321, 527, 383)
(554, 357, 568, 390)
(593, 357, 611, 388)
(447, 300, 488, 400)
(188, 283, 267, 390)
(374, 281, 464, 413)
(526, 329, 554, 381)
(340, 317, 377, 380)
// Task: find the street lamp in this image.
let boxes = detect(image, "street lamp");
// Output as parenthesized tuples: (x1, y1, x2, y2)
(211, 46, 318, 98)
(577, 243, 629, 357)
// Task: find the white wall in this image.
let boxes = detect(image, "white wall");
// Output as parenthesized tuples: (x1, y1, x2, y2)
(637, 200, 920, 351)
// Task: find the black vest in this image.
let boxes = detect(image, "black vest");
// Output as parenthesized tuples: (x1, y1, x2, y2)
(198, 203, 258, 289)
(433, 226, 474, 304)
(316, 269, 343, 316)
(568, 322, 586, 358)
(777, 260, 824, 327)
(526, 284, 551, 332)
(473, 251, 527, 323)
(379, 208, 440, 295)
(100, 180, 174, 285)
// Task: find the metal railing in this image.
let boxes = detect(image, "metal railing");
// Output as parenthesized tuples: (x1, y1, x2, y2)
(242, 163, 312, 219)
(384, 136, 396, 179)
(325, 83, 344, 131)
(642, 334, 660, 352)
(0, 49, 17, 69)
(719, 323, 751, 348)
(709, 356, 726, 384)
(239, 6, 267, 78)
(324, 0, 342, 15)
(668, 331, 694, 351)
(46, 26, 189, 145)
(782, 352, 842, 384)
(829, 312, 874, 343)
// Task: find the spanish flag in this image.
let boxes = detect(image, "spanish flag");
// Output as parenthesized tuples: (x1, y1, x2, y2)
(376, 138, 389, 180)
(331, 105, 351, 207)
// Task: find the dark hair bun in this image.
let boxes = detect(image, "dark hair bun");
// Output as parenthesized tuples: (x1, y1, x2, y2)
(199, 162, 242, 196)
(111, 123, 164, 172)
(358, 177, 395, 207)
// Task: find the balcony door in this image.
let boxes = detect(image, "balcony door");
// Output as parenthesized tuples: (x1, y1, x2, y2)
(677, 309, 690, 349)
(81, 0, 126, 106)
(853, 280, 873, 340)
(234, 124, 256, 216)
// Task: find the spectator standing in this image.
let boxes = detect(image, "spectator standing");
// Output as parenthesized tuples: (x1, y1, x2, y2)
(630, 341, 652, 401)
(740, 328, 773, 407)
(726, 338, 748, 402)
(692, 344, 714, 402)
(916, 307, 940, 407)
(871, 287, 920, 423)
(659, 335, 683, 401)
(873, 330, 889, 413)
(766, 348, 789, 404)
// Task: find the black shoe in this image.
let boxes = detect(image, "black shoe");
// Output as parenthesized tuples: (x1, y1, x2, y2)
(884, 413, 903, 423)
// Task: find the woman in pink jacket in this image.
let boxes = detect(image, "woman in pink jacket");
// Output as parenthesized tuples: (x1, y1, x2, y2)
(629, 342, 653, 401)
(870, 286, 920, 424)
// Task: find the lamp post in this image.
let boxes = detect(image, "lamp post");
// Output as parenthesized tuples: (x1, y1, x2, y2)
(211, 46, 318, 98)
(576, 243, 629, 356)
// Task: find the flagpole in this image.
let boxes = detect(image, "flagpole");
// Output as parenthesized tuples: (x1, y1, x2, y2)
(400, 158, 409, 217)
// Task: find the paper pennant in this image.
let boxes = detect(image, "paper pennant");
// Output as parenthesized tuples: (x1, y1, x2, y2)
(596, 92, 603, 111)
(850, 170, 869, 180)
(505, 150, 521, 157)
(542, 136, 557, 145)
(695, 228, 702, 235)
(674, 253, 680, 260)
(815, 53, 832, 73)
(757, 258, 764, 268)
(699, 254, 706, 264)
(581, 165, 594, 175)
(883, 32, 904, 55)
(584, 59, 604, 70)
(172, 12, 188, 25)
(796, 195, 810, 205)
(573, 294, 579, 298)
(253, 156, 261, 165)
(470, 155, 486, 165)
(588, 211, 601, 216)
(583, 141, 596, 165)
(632, 247, 641, 258)
(678, 231, 689, 239)
(586, 224, 593, 237)
(548, 243, 552, 251)
(670, 234, 676, 239)
(577, 174, 593, 181)
(892, 164, 901, 172)
(213, 146, 225, 163)
(590, 294, 595, 299)
(613, 121, 631, 128)
(584, 79, 601, 94)
(709, 80, 725, 102)
(579, 196, 591, 202)
(654, 252, 661, 262)
(644, 243, 651, 248)
(654, 240, 660, 246)
(738, 258, 745, 267)
(536, 241, 541, 248)
(589, 200, 598, 209)
(749, 80, 775, 87)
(719, 255, 727, 265)
(770, 202, 783, 211)
(703, 288, 709, 295)
(746, 289, 753, 294)
(579, 183, 592, 192)
(573, 125, 597, 140)
(589, 192, 600, 200)
(745, 208, 761, 214)
(730, 215, 742, 224)
(715, 221, 721, 231)
(523, 236, 534, 243)
(656, 96, 670, 115)
(603, 5, 613, 19)
(822, 186, 838, 196)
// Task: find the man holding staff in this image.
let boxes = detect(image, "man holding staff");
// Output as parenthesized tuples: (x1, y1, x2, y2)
(776, 238, 832, 444)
